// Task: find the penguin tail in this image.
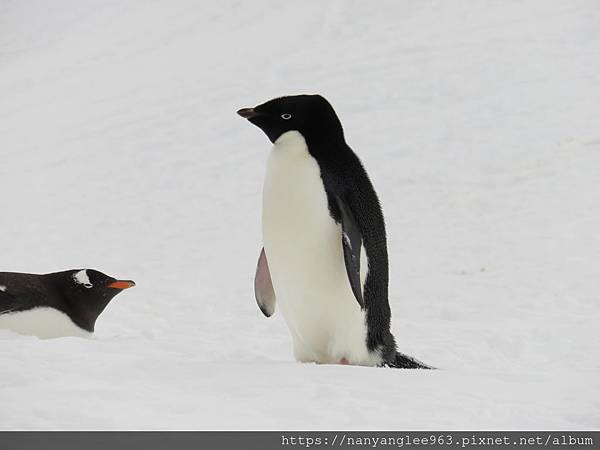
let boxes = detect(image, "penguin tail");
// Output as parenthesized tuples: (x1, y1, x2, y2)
(384, 351, 435, 369)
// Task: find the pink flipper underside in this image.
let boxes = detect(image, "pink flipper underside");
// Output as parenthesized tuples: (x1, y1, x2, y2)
(254, 247, 276, 317)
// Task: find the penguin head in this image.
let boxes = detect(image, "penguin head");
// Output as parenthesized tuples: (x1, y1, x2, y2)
(237, 94, 344, 144)
(54, 269, 136, 332)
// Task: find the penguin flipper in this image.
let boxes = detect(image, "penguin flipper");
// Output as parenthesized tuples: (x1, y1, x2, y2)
(335, 195, 365, 309)
(254, 247, 276, 317)
(0, 290, 18, 315)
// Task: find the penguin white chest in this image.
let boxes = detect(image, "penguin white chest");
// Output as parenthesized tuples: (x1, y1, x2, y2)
(0, 307, 91, 339)
(262, 131, 378, 366)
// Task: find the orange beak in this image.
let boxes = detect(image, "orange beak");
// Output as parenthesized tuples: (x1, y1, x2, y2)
(107, 280, 136, 290)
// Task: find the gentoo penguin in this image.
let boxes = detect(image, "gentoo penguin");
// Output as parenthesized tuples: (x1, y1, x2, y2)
(238, 94, 431, 369)
(0, 269, 135, 339)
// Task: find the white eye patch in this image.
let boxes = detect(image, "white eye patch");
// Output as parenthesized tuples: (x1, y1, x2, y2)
(281, 113, 292, 120)
(73, 270, 93, 289)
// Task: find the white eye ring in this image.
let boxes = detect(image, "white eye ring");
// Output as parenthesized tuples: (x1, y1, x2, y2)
(84, 283, 93, 289)
(281, 113, 292, 120)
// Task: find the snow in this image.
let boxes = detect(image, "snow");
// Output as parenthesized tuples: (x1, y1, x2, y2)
(1, 0, 599, 430)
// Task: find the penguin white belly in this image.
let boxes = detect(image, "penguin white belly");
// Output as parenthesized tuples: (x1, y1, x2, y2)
(262, 131, 380, 366)
(0, 307, 91, 339)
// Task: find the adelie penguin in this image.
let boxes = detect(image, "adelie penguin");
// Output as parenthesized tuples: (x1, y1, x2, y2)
(238, 94, 432, 369)
(0, 269, 135, 339)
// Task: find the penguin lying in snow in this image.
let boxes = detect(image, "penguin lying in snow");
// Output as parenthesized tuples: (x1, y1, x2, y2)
(0, 269, 135, 339)
(238, 94, 432, 369)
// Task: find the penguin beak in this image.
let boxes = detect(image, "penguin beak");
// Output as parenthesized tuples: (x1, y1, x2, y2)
(237, 108, 259, 119)
(107, 280, 136, 290)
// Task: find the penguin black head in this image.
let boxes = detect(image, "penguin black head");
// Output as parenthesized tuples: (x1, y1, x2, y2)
(51, 269, 136, 332)
(237, 94, 345, 145)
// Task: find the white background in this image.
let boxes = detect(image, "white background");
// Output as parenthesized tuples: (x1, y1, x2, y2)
(1, 0, 599, 429)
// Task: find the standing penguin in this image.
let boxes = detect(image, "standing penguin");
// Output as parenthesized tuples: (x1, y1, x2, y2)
(0, 269, 135, 339)
(238, 94, 431, 368)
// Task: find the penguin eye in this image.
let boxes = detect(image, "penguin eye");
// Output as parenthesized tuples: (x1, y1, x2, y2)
(84, 283, 93, 289)
(281, 113, 292, 120)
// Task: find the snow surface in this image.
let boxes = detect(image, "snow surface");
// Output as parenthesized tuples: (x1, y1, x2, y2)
(1, 0, 599, 430)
